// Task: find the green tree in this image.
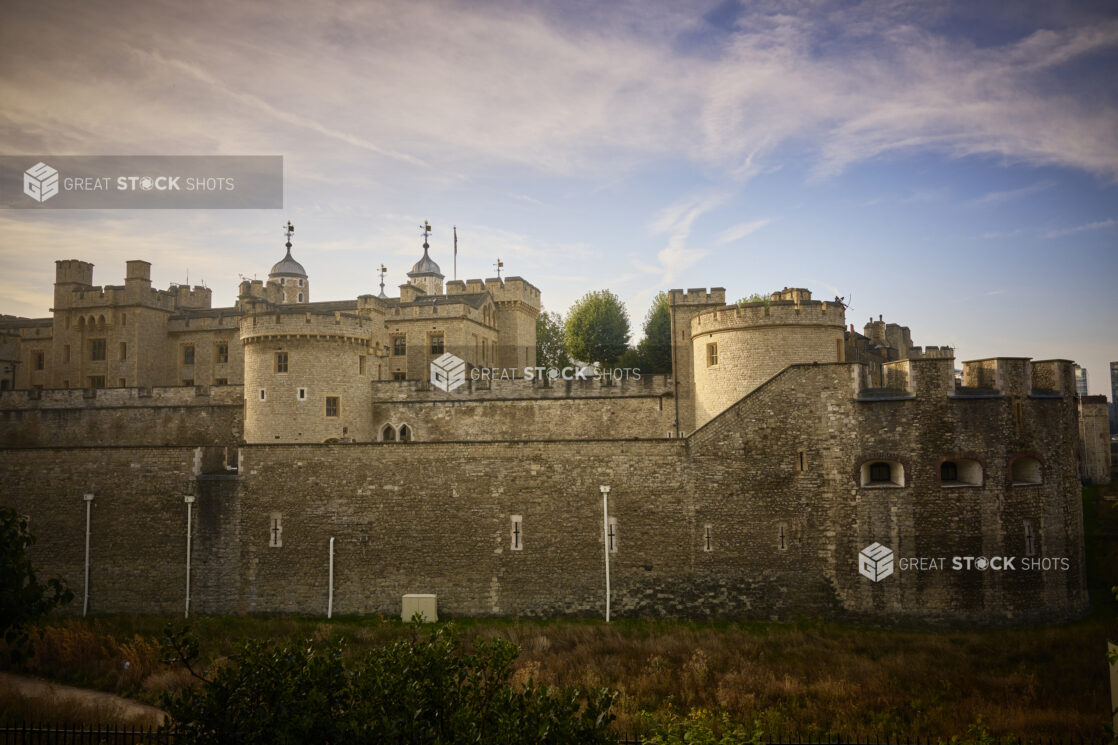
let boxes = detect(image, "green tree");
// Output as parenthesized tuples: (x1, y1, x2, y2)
(736, 292, 768, 304)
(161, 622, 618, 745)
(564, 290, 630, 365)
(634, 292, 672, 374)
(0, 506, 73, 661)
(535, 310, 571, 371)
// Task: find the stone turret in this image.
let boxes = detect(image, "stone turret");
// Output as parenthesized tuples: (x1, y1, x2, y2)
(267, 222, 309, 305)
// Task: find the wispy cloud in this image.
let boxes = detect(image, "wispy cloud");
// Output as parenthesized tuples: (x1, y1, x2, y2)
(1044, 218, 1117, 238)
(2, 1, 1117, 185)
(645, 191, 731, 283)
(971, 181, 1053, 205)
(715, 218, 772, 245)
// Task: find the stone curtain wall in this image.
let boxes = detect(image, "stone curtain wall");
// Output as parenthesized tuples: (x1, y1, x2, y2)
(0, 361, 1089, 625)
(0, 386, 243, 448)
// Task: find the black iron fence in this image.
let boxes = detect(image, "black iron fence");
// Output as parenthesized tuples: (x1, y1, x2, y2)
(0, 724, 174, 744)
(0, 725, 1110, 745)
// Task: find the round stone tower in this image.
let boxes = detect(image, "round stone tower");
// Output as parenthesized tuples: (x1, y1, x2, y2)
(241, 311, 374, 443)
(690, 288, 846, 428)
(268, 222, 309, 304)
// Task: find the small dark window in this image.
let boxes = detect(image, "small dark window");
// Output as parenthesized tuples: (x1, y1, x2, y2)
(182, 345, 195, 365)
(358, 355, 367, 375)
(325, 396, 339, 417)
(393, 336, 407, 356)
(393, 371, 406, 381)
(399, 424, 411, 442)
(119, 342, 127, 360)
(215, 378, 228, 385)
(90, 339, 106, 361)
(34, 352, 44, 370)
(706, 343, 718, 367)
(88, 375, 105, 389)
(431, 335, 445, 355)
(940, 462, 958, 482)
(216, 343, 229, 364)
(275, 352, 288, 373)
(869, 462, 892, 483)
(382, 424, 396, 441)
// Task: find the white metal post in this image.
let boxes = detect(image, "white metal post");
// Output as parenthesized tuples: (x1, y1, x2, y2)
(328, 537, 335, 619)
(184, 496, 195, 618)
(82, 493, 94, 616)
(600, 485, 611, 623)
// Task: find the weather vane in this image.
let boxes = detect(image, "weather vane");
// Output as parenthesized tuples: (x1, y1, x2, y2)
(283, 221, 294, 250)
(378, 264, 387, 297)
(420, 220, 431, 247)
(494, 257, 503, 280)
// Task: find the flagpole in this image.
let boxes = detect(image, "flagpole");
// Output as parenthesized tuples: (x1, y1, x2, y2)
(453, 225, 458, 281)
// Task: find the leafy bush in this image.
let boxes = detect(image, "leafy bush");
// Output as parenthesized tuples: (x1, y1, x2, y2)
(0, 505, 72, 662)
(161, 622, 617, 745)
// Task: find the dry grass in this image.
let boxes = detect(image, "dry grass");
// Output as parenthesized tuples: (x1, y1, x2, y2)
(2, 613, 1113, 741)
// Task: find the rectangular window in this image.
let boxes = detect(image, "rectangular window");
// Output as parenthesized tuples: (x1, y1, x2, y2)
(275, 351, 288, 373)
(706, 342, 718, 367)
(34, 351, 44, 370)
(798, 450, 806, 472)
(608, 517, 618, 553)
(392, 336, 406, 356)
(182, 378, 194, 387)
(703, 523, 713, 552)
(215, 378, 228, 385)
(359, 355, 367, 375)
(259, 388, 266, 401)
(63, 345, 70, 363)
(325, 396, 339, 417)
(393, 371, 406, 381)
(182, 344, 195, 366)
(88, 375, 105, 389)
(511, 515, 523, 551)
(430, 334, 444, 355)
(119, 342, 127, 360)
(119, 378, 126, 387)
(297, 387, 306, 400)
(216, 343, 229, 364)
(90, 339, 106, 361)
(269, 513, 283, 548)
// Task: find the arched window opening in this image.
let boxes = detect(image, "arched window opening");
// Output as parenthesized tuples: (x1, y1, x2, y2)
(381, 424, 396, 442)
(860, 459, 904, 487)
(399, 424, 411, 443)
(940, 458, 983, 487)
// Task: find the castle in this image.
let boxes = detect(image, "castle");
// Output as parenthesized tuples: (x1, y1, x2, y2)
(0, 226, 1093, 625)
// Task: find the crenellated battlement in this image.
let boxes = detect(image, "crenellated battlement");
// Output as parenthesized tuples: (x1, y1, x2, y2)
(691, 297, 846, 334)
(668, 287, 726, 306)
(240, 309, 374, 345)
(484, 276, 541, 310)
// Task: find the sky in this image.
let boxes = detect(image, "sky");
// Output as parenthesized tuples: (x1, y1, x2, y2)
(1, 0, 1116, 396)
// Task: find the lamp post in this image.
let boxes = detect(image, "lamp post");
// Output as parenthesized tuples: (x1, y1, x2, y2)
(82, 493, 94, 616)
(600, 485, 611, 623)
(184, 496, 195, 618)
